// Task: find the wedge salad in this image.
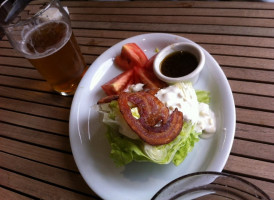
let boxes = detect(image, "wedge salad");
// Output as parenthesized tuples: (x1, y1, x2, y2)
(97, 43, 216, 166)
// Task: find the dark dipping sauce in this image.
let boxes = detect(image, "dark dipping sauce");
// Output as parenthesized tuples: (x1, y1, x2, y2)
(160, 51, 198, 78)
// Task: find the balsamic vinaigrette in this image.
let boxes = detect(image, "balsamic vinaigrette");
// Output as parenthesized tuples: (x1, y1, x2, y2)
(160, 51, 198, 78)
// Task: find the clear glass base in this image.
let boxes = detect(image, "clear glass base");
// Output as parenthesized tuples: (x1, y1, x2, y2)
(152, 172, 271, 200)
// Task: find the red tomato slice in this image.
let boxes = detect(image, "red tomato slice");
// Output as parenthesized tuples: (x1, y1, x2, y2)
(144, 54, 157, 72)
(134, 67, 167, 89)
(101, 69, 134, 95)
(102, 45, 166, 95)
(114, 43, 148, 71)
(114, 55, 131, 71)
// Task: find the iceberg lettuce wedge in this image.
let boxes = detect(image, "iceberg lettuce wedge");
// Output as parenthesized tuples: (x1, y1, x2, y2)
(106, 120, 200, 166)
(99, 87, 210, 166)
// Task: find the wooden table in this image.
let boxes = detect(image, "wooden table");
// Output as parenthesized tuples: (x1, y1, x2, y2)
(1, 1, 274, 199)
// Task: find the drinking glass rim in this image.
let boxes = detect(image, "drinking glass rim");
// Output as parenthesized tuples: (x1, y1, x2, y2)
(1, 0, 58, 29)
(151, 171, 272, 200)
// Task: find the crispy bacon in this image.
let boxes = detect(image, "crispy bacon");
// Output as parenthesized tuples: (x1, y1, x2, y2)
(97, 95, 119, 104)
(118, 91, 183, 146)
(144, 88, 160, 96)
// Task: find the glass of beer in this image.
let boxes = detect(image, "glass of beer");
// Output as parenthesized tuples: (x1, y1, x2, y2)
(1, 0, 87, 96)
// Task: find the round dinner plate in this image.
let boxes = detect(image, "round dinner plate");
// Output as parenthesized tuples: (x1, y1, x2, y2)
(69, 33, 236, 200)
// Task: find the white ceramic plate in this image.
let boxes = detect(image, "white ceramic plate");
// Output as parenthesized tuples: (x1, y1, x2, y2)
(69, 33, 236, 200)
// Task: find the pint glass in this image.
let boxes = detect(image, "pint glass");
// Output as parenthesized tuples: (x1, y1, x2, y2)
(1, 0, 86, 96)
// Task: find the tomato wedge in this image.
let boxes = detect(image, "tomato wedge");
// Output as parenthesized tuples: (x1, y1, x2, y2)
(101, 69, 134, 95)
(143, 54, 157, 72)
(114, 43, 148, 71)
(101, 44, 167, 95)
(134, 66, 167, 89)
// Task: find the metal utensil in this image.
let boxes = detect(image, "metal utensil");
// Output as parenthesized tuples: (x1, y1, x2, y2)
(4, 0, 32, 23)
(0, 0, 32, 39)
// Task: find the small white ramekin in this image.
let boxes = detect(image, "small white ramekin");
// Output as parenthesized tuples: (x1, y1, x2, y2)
(153, 42, 205, 84)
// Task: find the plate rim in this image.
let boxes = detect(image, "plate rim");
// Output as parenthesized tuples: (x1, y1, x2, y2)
(69, 33, 236, 200)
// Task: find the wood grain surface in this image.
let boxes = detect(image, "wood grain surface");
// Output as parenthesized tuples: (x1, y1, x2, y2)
(1, 1, 273, 199)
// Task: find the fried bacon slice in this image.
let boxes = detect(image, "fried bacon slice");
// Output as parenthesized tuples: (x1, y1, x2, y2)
(97, 95, 119, 104)
(118, 91, 183, 146)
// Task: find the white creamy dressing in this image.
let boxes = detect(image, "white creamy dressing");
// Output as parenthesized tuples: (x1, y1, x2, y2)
(196, 103, 216, 134)
(155, 83, 216, 135)
(155, 83, 199, 123)
(117, 82, 216, 138)
(125, 83, 145, 92)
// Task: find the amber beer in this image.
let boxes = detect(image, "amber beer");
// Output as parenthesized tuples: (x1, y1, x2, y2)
(23, 21, 86, 95)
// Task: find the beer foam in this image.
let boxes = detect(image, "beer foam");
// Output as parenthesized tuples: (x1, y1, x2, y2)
(21, 21, 71, 59)
(39, 7, 63, 21)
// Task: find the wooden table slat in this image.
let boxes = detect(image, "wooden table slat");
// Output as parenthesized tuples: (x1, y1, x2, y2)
(2, 36, 274, 69)
(236, 108, 274, 127)
(234, 93, 274, 112)
(0, 187, 32, 200)
(214, 55, 274, 71)
(0, 137, 76, 171)
(223, 67, 274, 84)
(1, 152, 93, 196)
(60, 1, 274, 9)
(0, 109, 69, 135)
(225, 155, 274, 181)
(73, 30, 274, 48)
(0, 85, 73, 108)
(231, 139, 274, 162)
(1, 1, 273, 199)
(0, 122, 71, 152)
(0, 57, 32, 68)
(69, 14, 274, 28)
(0, 169, 96, 200)
(0, 65, 42, 80)
(235, 123, 274, 144)
(65, 7, 274, 18)
(229, 80, 274, 96)
(0, 29, 260, 48)
(0, 75, 52, 92)
(0, 96, 70, 121)
(71, 21, 274, 38)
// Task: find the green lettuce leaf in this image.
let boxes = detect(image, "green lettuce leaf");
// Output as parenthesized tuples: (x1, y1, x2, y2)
(106, 121, 199, 166)
(101, 87, 210, 166)
(172, 124, 200, 166)
(106, 127, 149, 166)
(196, 90, 210, 104)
